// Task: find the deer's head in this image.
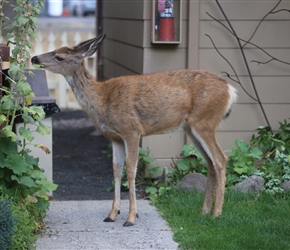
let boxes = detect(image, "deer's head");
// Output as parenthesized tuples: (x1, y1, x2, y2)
(31, 33, 106, 76)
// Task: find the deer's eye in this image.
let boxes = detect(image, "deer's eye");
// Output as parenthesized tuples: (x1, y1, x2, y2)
(55, 55, 64, 62)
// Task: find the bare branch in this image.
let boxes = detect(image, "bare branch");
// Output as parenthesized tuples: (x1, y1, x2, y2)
(206, 11, 290, 66)
(251, 59, 275, 65)
(214, 0, 272, 129)
(243, 0, 283, 47)
(206, 34, 258, 102)
(272, 8, 290, 14)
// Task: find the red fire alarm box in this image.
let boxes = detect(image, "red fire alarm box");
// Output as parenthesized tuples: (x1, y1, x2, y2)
(152, 0, 181, 44)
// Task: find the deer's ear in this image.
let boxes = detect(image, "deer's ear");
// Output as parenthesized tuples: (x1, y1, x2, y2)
(78, 33, 106, 58)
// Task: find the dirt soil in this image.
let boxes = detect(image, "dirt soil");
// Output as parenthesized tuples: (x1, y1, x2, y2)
(52, 109, 128, 201)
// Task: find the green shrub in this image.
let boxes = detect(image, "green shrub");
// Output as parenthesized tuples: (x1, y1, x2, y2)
(0, 198, 15, 250)
(227, 119, 290, 193)
(9, 201, 37, 250)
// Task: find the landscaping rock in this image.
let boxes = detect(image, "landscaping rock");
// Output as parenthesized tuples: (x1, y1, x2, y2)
(235, 175, 264, 192)
(176, 173, 207, 192)
(281, 180, 290, 191)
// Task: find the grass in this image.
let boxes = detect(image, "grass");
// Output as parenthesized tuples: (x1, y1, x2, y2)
(155, 189, 290, 250)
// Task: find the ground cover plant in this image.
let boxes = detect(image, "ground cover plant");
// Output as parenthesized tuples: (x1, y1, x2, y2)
(155, 189, 290, 250)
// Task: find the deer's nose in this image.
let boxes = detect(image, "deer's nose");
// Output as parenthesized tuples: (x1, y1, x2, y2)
(31, 56, 39, 64)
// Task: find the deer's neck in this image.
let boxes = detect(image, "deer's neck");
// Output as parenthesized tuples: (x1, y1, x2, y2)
(65, 62, 101, 112)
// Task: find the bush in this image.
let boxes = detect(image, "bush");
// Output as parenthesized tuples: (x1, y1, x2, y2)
(9, 201, 37, 250)
(0, 198, 15, 250)
(227, 119, 290, 193)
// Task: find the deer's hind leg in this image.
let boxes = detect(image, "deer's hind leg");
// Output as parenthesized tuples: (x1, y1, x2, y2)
(186, 124, 227, 217)
(104, 139, 125, 223)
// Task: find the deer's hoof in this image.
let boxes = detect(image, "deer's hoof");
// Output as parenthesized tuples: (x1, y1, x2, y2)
(123, 221, 134, 227)
(103, 217, 115, 222)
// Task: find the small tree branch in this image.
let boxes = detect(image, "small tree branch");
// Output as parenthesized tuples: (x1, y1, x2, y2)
(243, 0, 283, 47)
(215, 0, 272, 129)
(251, 59, 275, 65)
(205, 34, 258, 102)
(206, 11, 290, 66)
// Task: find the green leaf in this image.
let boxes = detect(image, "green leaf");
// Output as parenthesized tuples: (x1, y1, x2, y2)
(0, 114, 7, 124)
(140, 155, 155, 163)
(18, 126, 34, 142)
(139, 147, 150, 155)
(180, 144, 195, 157)
(28, 106, 45, 120)
(249, 147, 263, 159)
(177, 160, 189, 171)
(8, 63, 21, 75)
(0, 137, 17, 154)
(24, 154, 39, 166)
(19, 176, 35, 188)
(31, 64, 42, 69)
(17, 81, 33, 96)
(31, 169, 44, 179)
(1, 96, 15, 110)
(149, 166, 163, 175)
(236, 140, 249, 152)
(21, 113, 35, 123)
(36, 121, 51, 135)
(146, 186, 158, 195)
(4, 153, 30, 175)
(234, 166, 248, 174)
(17, 16, 29, 25)
(2, 126, 18, 142)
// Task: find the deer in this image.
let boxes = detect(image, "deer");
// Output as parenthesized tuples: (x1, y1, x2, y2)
(31, 33, 237, 227)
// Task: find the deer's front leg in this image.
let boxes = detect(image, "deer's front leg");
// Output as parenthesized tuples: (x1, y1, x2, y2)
(123, 136, 140, 227)
(104, 140, 125, 223)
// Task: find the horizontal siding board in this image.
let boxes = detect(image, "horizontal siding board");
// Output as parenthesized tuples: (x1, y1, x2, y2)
(103, 59, 136, 79)
(217, 103, 290, 131)
(103, 0, 145, 20)
(143, 47, 187, 73)
(142, 132, 185, 159)
(186, 131, 254, 153)
(200, 1, 290, 21)
(104, 40, 144, 74)
(216, 131, 254, 152)
(231, 76, 290, 104)
(199, 20, 290, 48)
(199, 48, 290, 76)
(104, 19, 145, 47)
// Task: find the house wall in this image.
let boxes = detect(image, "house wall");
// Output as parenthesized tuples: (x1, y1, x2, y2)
(198, 1, 290, 151)
(102, 0, 290, 167)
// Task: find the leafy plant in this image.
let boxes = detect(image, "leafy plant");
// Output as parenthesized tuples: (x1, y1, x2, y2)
(251, 119, 290, 157)
(9, 199, 39, 250)
(169, 144, 207, 184)
(0, 0, 57, 198)
(146, 144, 207, 203)
(0, 1, 57, 247)
(226, 140, 263, 186)
(227, 119, 290, 193)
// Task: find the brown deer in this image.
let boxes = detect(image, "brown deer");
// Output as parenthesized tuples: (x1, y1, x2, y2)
(31, 33, 237, 227)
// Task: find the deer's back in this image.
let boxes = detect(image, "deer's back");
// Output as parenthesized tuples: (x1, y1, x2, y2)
(81, 70, 230, 137)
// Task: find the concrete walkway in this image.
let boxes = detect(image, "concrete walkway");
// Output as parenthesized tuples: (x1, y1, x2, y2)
(36, 200, 179, 250)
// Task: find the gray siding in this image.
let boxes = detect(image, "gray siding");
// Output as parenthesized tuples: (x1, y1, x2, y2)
(103, 0, 290, 163)
(199, 1, 290, 150)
